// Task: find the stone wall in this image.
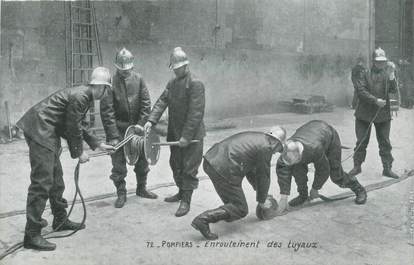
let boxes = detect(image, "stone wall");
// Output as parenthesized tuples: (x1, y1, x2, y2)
(0, 0, 371, 127)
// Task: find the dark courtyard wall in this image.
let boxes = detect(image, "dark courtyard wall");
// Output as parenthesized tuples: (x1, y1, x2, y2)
(0, 0, 370, 128)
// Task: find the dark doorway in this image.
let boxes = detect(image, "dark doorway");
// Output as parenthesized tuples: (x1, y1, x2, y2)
(375, 0, 414, 107)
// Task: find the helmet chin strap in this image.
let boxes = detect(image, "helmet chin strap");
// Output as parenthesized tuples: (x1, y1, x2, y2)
(99, 86, 107, 99)
(118, 69, 132, 78)
(174, 65, 189, 79)
(92, 85, 107, 100)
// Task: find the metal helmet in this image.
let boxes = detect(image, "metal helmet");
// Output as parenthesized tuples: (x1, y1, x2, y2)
(265, 126, 287, 144)
(280, 141, 303, 165)
(169, 47, 189, 70)
(373, 47, 387, 62)
(115, 48, 134, 70)
(89, 67, 112, 87)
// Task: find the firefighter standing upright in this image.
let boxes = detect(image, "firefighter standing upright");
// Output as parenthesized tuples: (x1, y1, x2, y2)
(101, 48, 157, 209)
(145, 47, 205, 217)
(349, 48, 399, 179)
(16, 67, 116, 251)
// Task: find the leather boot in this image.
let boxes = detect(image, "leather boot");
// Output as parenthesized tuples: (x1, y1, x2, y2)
(191, 208, 231, 240)
(348, 161, 362, 176)
(115, 193, 127, 208)
(136, 185, 158, 199)
(114, 180, 127, 208)
(348, 180, 367, 205)
(175, 190, 192, 217)
(164, 189, 182, 203)
(288, 188, 308, 207)
(52, 216, 85, 231)
(382, 164, 399, 179)
(23, 234, 56, 251)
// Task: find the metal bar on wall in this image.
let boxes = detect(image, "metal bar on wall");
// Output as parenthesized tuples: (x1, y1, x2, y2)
(91, 1, 102, 66)
(303, 0, 307, 53)
(412, 0, 414, 65)
(64, 1, 72, 87)
(70, 1, 75, 86)
(214, 0, 218, 48)
(0, 0, 2, 57)
(368, 0, 375, 66)
(399, 0, 406, 59)
(5, 101, 12, 140)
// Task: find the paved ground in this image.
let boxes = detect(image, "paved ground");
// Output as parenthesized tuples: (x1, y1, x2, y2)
(0, 108, 413, 265)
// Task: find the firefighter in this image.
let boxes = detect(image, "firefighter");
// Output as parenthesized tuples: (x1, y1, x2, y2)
(349, 47, 399, 179)
(145, 47, 205, 217)
(191, 127, 286, 240)
(100, 48, 157, 209)
(16, 67, 116, 251)
(276, 120, 367, 214)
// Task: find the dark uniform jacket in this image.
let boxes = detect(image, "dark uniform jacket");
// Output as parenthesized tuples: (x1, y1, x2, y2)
(276, 120, 334, 195)
(354, 66, 398, 123)
(204, 132, 276, 203)
(148, 72, 205, 141)
(100, 71, 151, 140)
(16, 86, 101, 158)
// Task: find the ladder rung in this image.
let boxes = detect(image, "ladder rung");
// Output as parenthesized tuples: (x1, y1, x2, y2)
(72, 22, 93, 26)
(72, 52, 95, 56)
(73, 37, 94, 41)
(73, 68, 93, 71)
(88, 127, 104, 131)
(88, 112, 100, 115)
(71, 6, 92, 11)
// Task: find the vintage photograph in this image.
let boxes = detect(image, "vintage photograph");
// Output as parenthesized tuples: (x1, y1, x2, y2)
(0, 0, 413, 264)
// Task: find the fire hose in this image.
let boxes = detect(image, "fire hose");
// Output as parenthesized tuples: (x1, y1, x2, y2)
(0, 126, 198, 260)
(0, 162, 86, 260)
(341, 107, 381, 163)
(0, 105, 404, 259)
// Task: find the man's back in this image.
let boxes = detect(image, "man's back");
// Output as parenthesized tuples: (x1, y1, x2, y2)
(17, 86, 95, 157)
(204, 131, 273, 178)
(284, 120, 334, 165)
(17, 86, 92, 151)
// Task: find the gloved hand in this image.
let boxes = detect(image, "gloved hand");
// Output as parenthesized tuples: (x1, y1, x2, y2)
(144, 121, 153, 132)
(256, 195, 278, 220)
(79, 151, 90, 164)
(178, 137, 190, 148)
(98, 142, 116, 154)
(276, 194, 289, 215)
(376, 98, 386, 108)
(134, 124, 144, 135)
(386, 61, 396, 80)
(260, 198, 273, 208)
(309, 188, 320, 200)
(108, 139, 120, 147)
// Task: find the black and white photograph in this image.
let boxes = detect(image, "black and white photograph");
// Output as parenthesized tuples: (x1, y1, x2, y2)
(0, 0, 413, 264)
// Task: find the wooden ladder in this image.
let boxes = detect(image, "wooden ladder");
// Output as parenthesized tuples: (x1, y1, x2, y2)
(65, 0, 103, 131)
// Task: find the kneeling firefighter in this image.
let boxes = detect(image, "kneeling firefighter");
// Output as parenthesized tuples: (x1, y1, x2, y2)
(276, 120, 367, 214)
(191, 127, 286, 240)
